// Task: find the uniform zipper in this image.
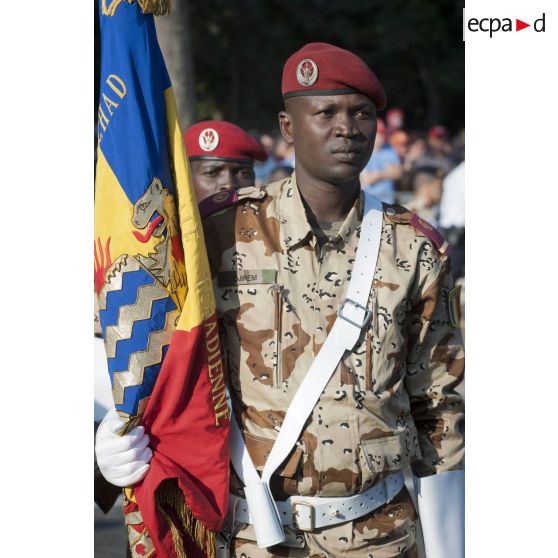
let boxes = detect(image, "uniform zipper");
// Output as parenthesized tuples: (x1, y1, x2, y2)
(270, 284, 283, 389)
(367, 288, 378, 391)
(371, 287, 379, 337)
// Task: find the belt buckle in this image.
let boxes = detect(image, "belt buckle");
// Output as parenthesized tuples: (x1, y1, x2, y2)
(337, 298, 372, 329)
(291, 501, 315, 532)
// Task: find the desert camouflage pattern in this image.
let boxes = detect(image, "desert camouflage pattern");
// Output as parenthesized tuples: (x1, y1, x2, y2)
(203, 174, 464, 556)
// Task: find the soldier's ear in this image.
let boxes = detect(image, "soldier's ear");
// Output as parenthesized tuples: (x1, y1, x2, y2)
(278, 111, 294, 144)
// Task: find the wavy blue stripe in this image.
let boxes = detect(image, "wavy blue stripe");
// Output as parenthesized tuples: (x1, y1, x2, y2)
(115, 345, 170, 416)
(107, 295, 176, 373)
(99, 268, 156, 330)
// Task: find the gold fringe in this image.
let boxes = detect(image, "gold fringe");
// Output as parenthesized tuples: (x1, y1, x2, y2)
(156, 480, 217, 558)
(137, 0, 171, 15)
(159, 505, 188, 558)
(102, 0, 170, 17)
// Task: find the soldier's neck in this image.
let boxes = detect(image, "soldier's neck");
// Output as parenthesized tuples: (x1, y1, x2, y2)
(295, 169, 360, 222)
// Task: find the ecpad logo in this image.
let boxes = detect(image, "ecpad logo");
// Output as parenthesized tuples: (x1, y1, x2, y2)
(468, 12, 545, 37)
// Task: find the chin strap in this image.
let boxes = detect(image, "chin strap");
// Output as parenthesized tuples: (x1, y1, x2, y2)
(416, 470, 465, 558)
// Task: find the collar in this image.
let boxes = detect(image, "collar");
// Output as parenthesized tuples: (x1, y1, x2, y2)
(278, 173, 364, 251)
(336, 193, 363, 246)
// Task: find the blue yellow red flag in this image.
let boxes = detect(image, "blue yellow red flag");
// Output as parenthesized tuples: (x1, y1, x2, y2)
(95, 2, 229, 556)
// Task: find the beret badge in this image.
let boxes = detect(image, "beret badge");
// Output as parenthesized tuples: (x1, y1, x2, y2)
(199, 128, 219, 152)
(296, 58, 318, 86)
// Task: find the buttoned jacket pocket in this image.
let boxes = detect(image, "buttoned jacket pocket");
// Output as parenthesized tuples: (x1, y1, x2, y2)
(358, 428, 422, 489)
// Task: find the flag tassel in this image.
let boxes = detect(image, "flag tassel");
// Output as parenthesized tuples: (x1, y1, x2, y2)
(137, 0, 170, 15)
(157, 480, 217, 558)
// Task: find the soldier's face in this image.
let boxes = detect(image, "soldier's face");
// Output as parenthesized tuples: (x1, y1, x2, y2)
(190, 160, 255, 202)
(279, 93, 376, 186)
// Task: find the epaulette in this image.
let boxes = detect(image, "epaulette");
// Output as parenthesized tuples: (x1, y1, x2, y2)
(384, 203, 449, 255)
(198, 186, 266, 219)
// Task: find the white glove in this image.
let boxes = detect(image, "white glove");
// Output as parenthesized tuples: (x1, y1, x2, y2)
(95, 408, 153, 487)
(416, 470, 464, 558)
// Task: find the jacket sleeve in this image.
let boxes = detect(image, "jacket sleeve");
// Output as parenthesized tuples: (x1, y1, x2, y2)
(404, 241, 464, 478)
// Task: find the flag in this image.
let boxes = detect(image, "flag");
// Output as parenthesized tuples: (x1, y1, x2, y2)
(95, 2, 230, 556)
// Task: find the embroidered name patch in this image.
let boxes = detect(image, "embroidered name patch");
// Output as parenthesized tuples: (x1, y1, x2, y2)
(218, 269, 277, 286)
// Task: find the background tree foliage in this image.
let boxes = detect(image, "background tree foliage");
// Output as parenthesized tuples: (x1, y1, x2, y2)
(96, 0, 464, 135)
(185, 0, 464, 134)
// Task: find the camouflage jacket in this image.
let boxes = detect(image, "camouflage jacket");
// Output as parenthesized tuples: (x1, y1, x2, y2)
(203, 174, 464, 499)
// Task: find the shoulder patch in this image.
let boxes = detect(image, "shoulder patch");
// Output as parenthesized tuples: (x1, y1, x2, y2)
(383, 204, 449, 254)
(409, 213, 449, 255)
(198, 187, 266, 219)
(383, 203, 413, 223)
(198, 190, 238, 219)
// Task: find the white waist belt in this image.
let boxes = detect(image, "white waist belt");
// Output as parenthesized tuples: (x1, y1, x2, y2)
(230, 472, 404, 533)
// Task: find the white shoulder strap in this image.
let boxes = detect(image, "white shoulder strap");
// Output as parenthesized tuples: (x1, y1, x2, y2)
(229, 192, 384, 546)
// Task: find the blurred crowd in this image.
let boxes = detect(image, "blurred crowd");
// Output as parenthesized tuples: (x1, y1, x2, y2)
(253, 108, 465, 284)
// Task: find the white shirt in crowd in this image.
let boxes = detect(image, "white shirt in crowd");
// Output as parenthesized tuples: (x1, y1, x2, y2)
(439, 161, 465, 229)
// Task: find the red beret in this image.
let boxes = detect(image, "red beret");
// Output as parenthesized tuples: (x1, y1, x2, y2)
(184, 120, 268, 163)
(282, 42, 386, 110)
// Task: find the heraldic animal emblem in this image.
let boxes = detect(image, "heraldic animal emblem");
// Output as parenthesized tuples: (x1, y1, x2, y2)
(131, 177, 186, 299)
(95, 176, 186, 429)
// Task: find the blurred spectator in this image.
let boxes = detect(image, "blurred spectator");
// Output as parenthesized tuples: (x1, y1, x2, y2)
(213, 120, 464, 212)
(402, 134, 427, 172)
(260, 132, 275, 153)
(428, 124, 450, 147)
(360, 118, 402, 203)
(406, 166, 445, 227)
(385, 107, 405, 136)
(389, 130, 410, 161)
(254, 132, 279, 184)
(269, 165, 294, 183)
(388, 130, 410, 197)
(275, 137, 296, 168)
(451, 128, 466, 166)
(414, 125, 454, 174)
(440, 160, 465, 281)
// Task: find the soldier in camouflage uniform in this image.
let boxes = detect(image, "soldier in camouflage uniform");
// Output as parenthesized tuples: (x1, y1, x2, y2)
(203, 177, 463, 558)
(200, 43, 463, 558)
(184, 120, 268, 202)
(96, 42, 464, 558)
